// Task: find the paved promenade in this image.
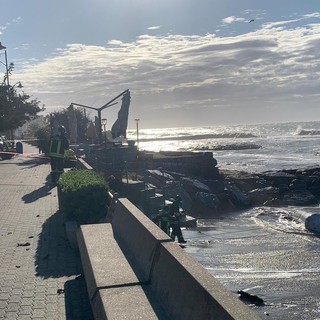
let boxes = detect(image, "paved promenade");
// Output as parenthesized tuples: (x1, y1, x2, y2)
(0, 144, 93, 320)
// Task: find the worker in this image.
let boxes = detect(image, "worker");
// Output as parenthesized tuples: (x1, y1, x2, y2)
(48, 126, 69, 183)
(169, 195, 187, 244)
(156, 205, 175, 236)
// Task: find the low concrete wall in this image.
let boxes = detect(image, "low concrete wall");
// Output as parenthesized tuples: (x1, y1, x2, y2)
(112, 199, 171, 279)
(111, 198, 260, 320)
(78, 223, 171, 319)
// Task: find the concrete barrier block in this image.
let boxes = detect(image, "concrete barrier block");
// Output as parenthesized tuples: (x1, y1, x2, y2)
(92, 285, 170, 320)
(151, 242, 261, 320)
(77, 223, 144, 300)
(112, 198, 171, 278)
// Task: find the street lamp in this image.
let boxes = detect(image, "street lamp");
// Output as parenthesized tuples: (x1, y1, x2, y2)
(101, 118, 107, 145)
(0, 42, 9, 86)
(101, 118, 107, 132)
(135, 118, 140, 150)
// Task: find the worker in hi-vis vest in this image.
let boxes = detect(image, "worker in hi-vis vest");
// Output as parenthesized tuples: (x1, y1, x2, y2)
(48, 126, 69, 183)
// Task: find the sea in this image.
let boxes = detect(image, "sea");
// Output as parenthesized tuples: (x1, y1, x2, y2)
(127, 120, 320, 320)
(127, 120, 320, 173)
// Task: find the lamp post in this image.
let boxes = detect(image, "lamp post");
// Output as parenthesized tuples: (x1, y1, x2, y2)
(101, 118, 107, 146)
(0, 42, 9, 86)
(135, 118, 140, 150)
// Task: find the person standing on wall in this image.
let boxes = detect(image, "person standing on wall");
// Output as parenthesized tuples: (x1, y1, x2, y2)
(48, 125, 69, 183)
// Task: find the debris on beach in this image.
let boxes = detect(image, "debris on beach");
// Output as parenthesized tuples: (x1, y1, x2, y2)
(237, 290, 264, 306)
(17, 242, 30, 247)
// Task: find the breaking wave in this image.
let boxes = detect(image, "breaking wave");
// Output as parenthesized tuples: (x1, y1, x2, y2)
(139, 132, 257, 142)
(295, 125, 320, 136)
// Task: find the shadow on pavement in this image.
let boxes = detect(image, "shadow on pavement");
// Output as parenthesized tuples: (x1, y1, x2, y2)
(17, 157, 49, 168)
(64, 278, 94, 320)
(22, 174, 55, 203)
(35, 209, 81, 278)
(35, 208, 94, 318)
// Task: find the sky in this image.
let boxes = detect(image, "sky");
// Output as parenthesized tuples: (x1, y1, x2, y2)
(1, 0, 320, 129)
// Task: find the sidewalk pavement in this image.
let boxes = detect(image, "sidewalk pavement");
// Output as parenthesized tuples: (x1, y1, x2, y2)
(0, 144, 94, 320)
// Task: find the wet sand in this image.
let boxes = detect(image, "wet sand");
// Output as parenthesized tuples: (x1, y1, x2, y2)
(183, 209, 320, 320)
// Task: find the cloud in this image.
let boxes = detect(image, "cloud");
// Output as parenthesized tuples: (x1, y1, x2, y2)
(107, 40, 124, 46)
(147, 26, 161, 30)
(303, 12, 320, 19)
(222, 16, 246, 24)
(263, 18, 303, 29)
(0, 16, 21, 36)
(12, 17, 22, 25)
(12, 16, 320, 127)
(16, 43, 30, 51)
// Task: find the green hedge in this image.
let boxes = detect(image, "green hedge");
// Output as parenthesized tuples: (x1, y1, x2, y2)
(64, 148, 76, 160)
(58, 169, 109, 224)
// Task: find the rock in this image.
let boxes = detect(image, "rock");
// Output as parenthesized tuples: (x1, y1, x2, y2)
(201, 179, 225, 194)
(277, 184, 290, 194)
(248, 187, 279, 206)
(282, 190, 318, 206)
(305, 214, 320, 233)
(296, 166, 320, 176)
(216, 193, 237, 213)
(180, 189, 193, 213)
(144, 173, 167, 188)
(204, 143, 262, 151)
(308, 186, 320, 198)
(222, 170, 269, 192)
(237, 290, 264, 306)
(308, 175, 320, 187)
(289, 179, 307, 191)
(263, 198, 284, 207)
(236, 178, 269, 193)
(194, 192, 220, 210)
(181, 177, 211, 196)
(263, 171, 296, 186)
(227, 185, 251, 208)
(128, 164, 320, 218)
(191, 192, 220, 218)
(146, 169, 175, 183)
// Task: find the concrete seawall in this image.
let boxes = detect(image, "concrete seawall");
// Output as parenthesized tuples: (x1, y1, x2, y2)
(78, 198, 261, 319)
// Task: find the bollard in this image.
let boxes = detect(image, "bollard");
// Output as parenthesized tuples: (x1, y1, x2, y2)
(16, 141, 23, 154)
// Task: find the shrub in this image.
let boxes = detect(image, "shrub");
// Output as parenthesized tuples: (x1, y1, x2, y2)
(64, 148, 76, 160)
(58, 169, 109, 224)
(64, 149, 77, 168)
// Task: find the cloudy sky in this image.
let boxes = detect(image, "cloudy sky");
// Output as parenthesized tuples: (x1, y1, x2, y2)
(1, 0, 320, 129)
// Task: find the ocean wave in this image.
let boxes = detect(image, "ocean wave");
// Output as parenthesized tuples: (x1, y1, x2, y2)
(295, 125, 320, 136)
(139, 132, 257, 142)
